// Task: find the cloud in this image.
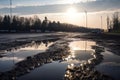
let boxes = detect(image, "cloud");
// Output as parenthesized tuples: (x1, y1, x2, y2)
(85, 0, 120, 11)
(0, 0, 120, 15)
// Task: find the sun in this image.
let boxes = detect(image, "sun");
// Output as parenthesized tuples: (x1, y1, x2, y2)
(65, 7, 78, 20)
(66, 7, 78, 15)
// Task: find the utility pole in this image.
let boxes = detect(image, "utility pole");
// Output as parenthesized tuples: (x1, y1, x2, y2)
(107, 15, 110, 31)
(10, 0, 12, 23)
(84, 11, 87, 51)
(10, 1, 15, 79)
(101, 16, 103, 30)
(85, 11, 87, 28)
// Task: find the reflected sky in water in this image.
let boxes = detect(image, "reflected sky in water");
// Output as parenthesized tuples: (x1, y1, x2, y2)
(0, 42, 53, 72)
(101, 50, 120, 63)
(1, 38, 120, 80)
(64, 40, 96, 64)
(18, 39, 96, 80)
(19, 61, 67, 80)
(69, 40, 96, 50)
(96, 50, 120, 80)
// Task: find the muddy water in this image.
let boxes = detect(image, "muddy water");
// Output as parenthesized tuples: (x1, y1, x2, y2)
(0, 42, 53, 72)
(18, 39, 96, 80)
(1, 38, 120, 80)
(19, 61, 68, 80)
(95, 50, 120, 80)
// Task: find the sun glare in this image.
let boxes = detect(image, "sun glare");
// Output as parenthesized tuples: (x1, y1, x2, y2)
(65, 7, 78, 20)
(67, 7, 77, 15)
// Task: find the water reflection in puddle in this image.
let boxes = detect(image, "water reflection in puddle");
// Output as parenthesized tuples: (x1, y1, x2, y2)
(96, 50, 120, 80)
(2, 38, 119, 80)
(18, 39, 96, 80)
(64, 40, 96, 64)
(0, 41, 53, 72)
(101, 50, 120, 63)
(19, 61, 67, 80)
(69, 40, 96, 51)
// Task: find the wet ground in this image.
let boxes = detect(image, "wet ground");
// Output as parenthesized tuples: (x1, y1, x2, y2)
(0, 32, 120, 80)
(0, 41, 53, 72)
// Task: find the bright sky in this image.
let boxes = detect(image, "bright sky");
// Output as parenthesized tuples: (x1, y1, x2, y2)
(0, 0, 120, 29)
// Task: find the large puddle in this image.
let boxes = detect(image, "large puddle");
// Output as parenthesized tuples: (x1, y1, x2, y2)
(18, 39, 96, 80)
(0, 38, 120, 80)
(19, 61, 68, 80)
(95, 50, 120, 80)
(0, 41, 53, 72)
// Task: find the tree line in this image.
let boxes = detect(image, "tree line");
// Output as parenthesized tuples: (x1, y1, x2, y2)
(107, 12, 120, 33)
(0, 15, 99, 33)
